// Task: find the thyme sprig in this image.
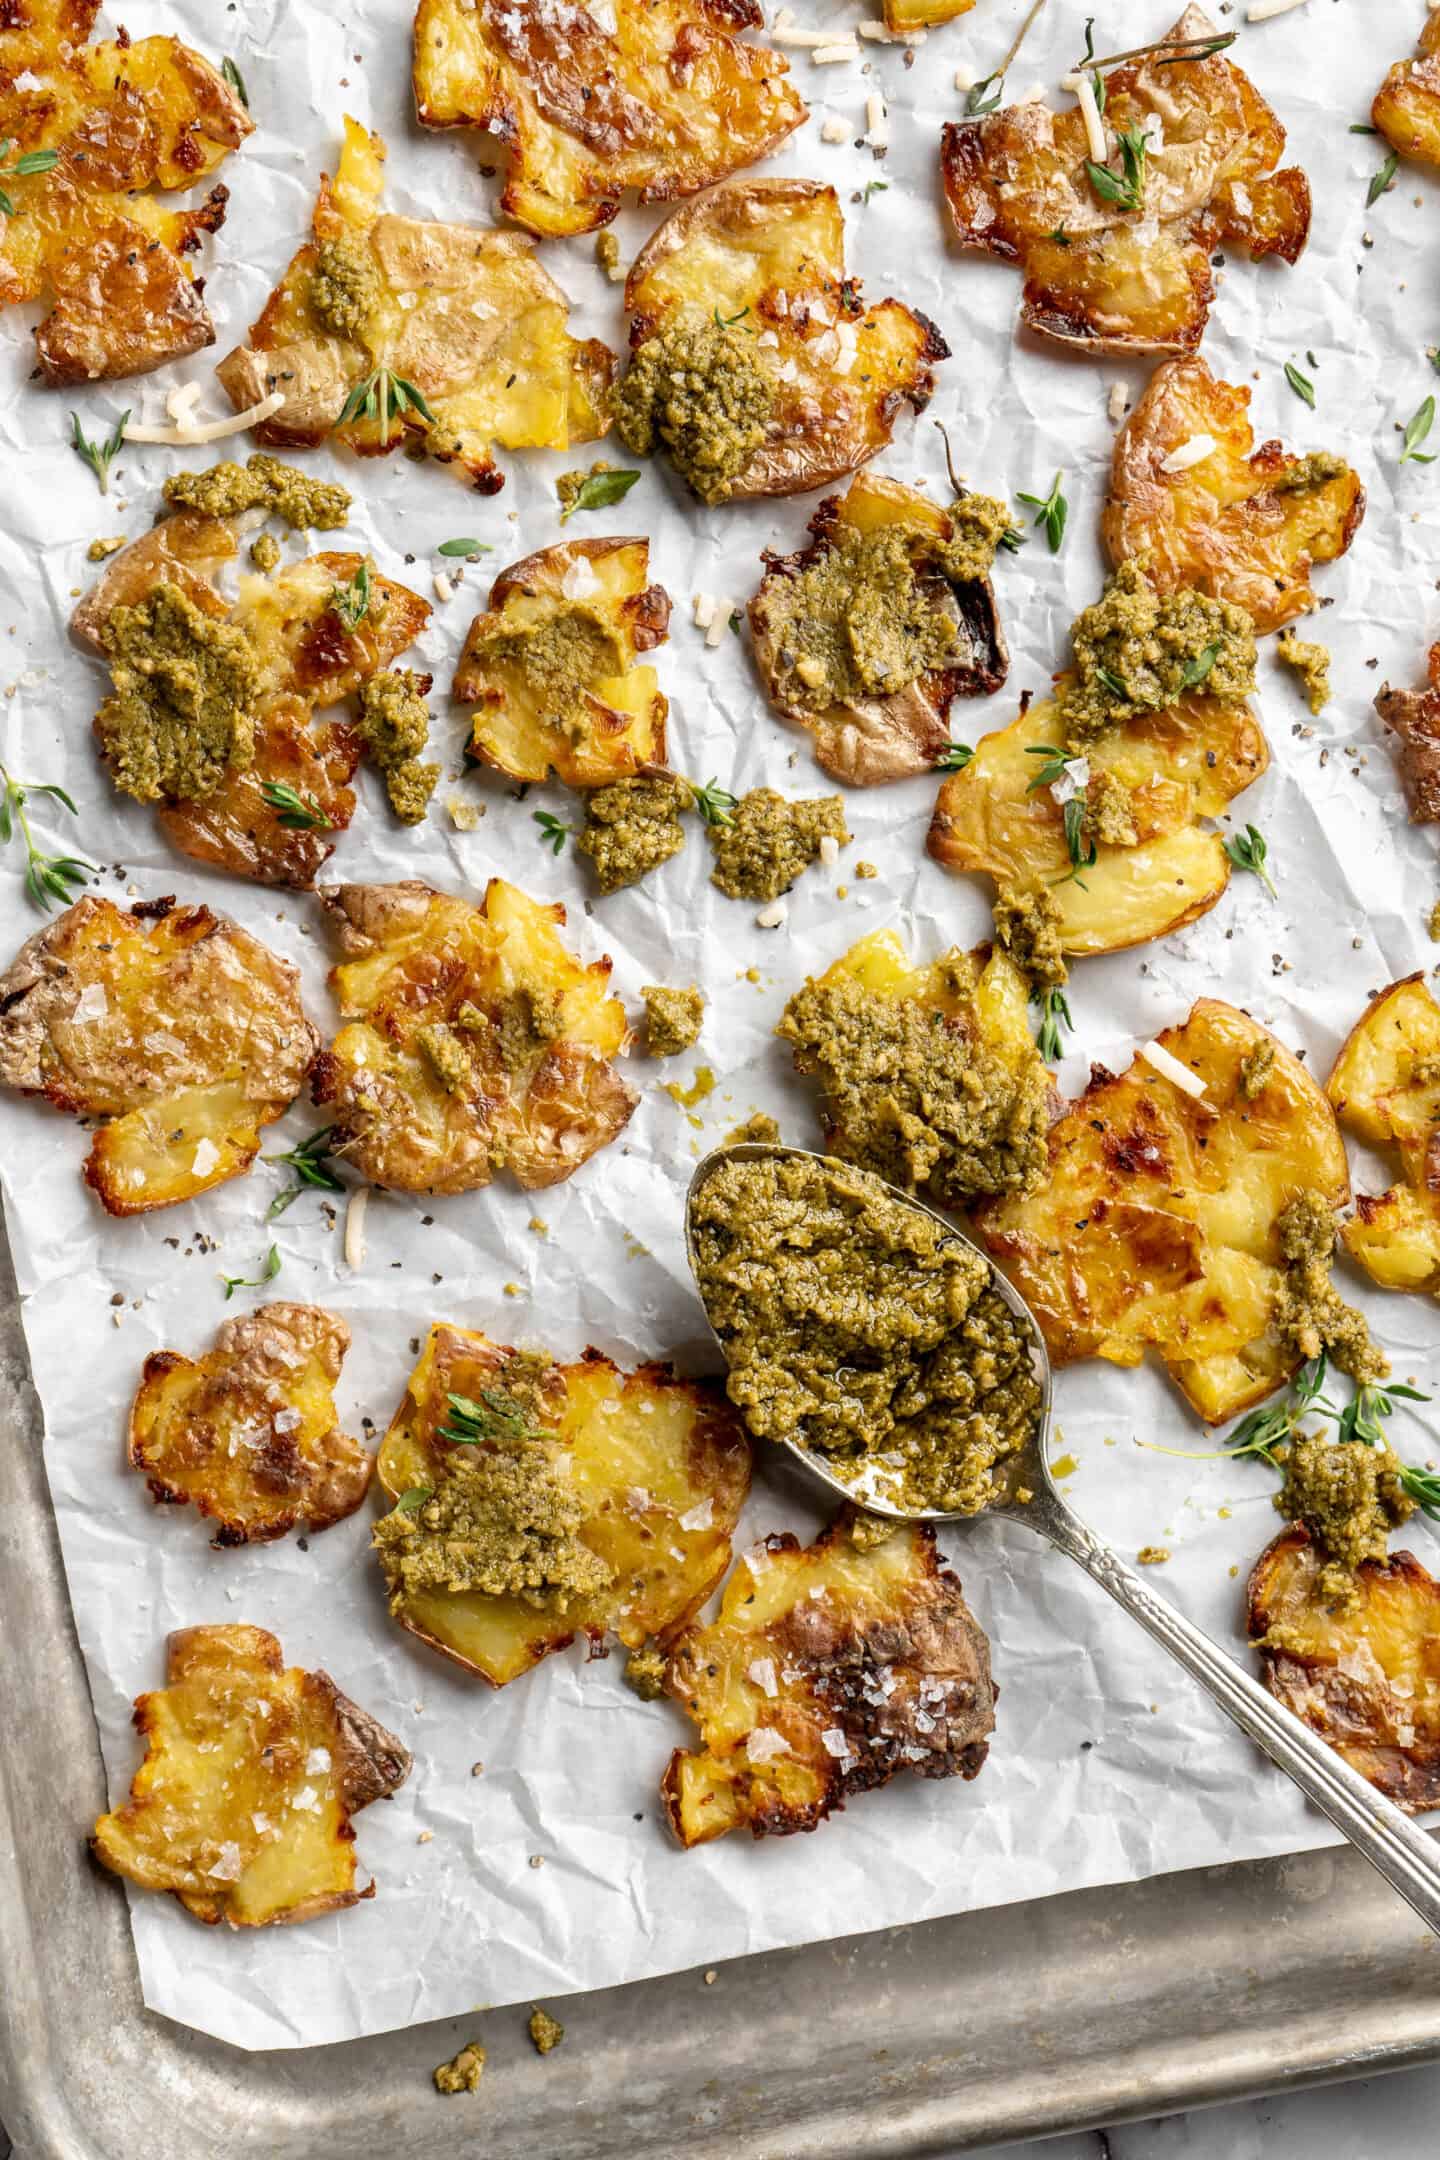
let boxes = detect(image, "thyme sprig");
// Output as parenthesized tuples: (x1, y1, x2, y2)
(220, 1244, 281, 1299)
(533, 809, 574, 855)
(932, 422, 1025, 551)
(963, 0, 1052, 114)
(438, 1388, 543, 1448)
(0, 138, 59, 218)
(329, 560, 372, 632)
(1223, 822, 1276, 898)
(337, 367, 436, 432)
(220, 56, 250, 106)
(1085, 124, 1148, 215)
(1283, 361, 1316, 410)
(264, 1128, 343, 1219)
(261, 778, 333, 830)
(687, 777, 739, 829)
(934, 742, 974, 772)
(1032, 983, 1073, 1064)
(1016, 471, 1067, 552)
(69, 408, 129, 494)
(1401, 397, 1436, 467)
(0, 767, 92, 912)
(1070, 30, 1234, 74)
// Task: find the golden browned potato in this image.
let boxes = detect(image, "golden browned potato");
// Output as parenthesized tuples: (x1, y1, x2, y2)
(129, 1304, 371, 1547)
(454, 538, 670, 786)
(1375, 643, 1440, 824)
(0, 896, 317, 1215)
(1374, 11, 1440, 166)
(312, 877, 637, 1193)
(885, 0, 972, 25)
(976, 1000, 1351, 1422)
(926, 683, 1268, 957)
(1102, 356, 1365, 633)
(749, 473, 1009, 785)
(941, 6, 1310, 356)
(1326, 975, 1440, 1296)
(0, 0, 250, 384)
(372, 1323, 752, 1687)
(72, 514, 431, 887)
(217, 117, 614, 491)
(412, 0, 805, 240)
(620, 178, 947, 503)
(661, 1514, 995, 1846)
(91, 1624, 411, 1926)
(1248, 1525, 1440, 1813)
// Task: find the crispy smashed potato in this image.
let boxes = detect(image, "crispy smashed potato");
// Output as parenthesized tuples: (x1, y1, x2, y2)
(373, 1323, 752, 1686)
(621, 178, 946, 502)
(661, 1514, 995, 1846)
(0, 896, 317, 1215)
(749, 472, 1009, 785)
(976, 999, 1351, 1422)
(0, 0, 250, 384)
(412, 0, 805, 239)
(218, 116, 613, 491)
(885, 0, 972, 25)
(1376, 643, 1440, 824)
(1102, 357, 1364, 633)
(941, 6, 1310, 356)
(312, 877, 636, 1193)
(454, 537, 670, 785)
(1248, 1525, 1440, 1813)
(926, 682, 1267, 957)
(72, 509, 430, 886)
(129, 1303, 371, 1546)
(91, 1624, 410, 1926)
(1374, 12, 1440, 167)
(1326, 975, 1440, 1296)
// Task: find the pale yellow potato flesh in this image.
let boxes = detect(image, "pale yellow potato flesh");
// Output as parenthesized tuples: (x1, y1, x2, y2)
(1327, 975, 1440, 1296)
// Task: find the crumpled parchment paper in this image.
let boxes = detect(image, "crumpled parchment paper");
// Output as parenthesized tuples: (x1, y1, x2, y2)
(0, 0, 1436, 2052)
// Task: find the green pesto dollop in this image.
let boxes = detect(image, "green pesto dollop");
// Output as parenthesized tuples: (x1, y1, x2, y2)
(1272, 1188, 1389, 1385)
(162, 452, 351, 530)
(308, 234, 383, 342)
(355, 667, 438, 824)
(470, 604, 625, 735)
(96, 583, 259, 803)
(1060, 559, 1257, 750)
(691, 1151, 1042, 1514)
(433, 2042, 486, 2095)
(1271, 451, 1349, 496)
(576, 773, 691, 893)
(1084, 768, 1139, 846)
(623, 1642, 669, 1700)
(726, 1110, 782, 1146)
(991, 881, 1068, 992)
(372, 1436, 613, 1613)
(642, 983, 704, 1057)
(1277, 628, 1331, 714)
(778, 965, 1050, 1205)
(528, 2008, 565, 2055)
(249, 531, 282, 573)
(1276, 1431, 1415, 1604)
(1238, 1042, 1275, 1101)
(614, 308, 774, 504)
(708, 788, 849, 902)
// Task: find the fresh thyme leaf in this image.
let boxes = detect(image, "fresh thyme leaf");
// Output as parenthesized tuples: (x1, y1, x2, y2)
(221, 55, 250, 106)
(1060, 796, 1097, 884)
(998, 524, 1027, 553)
(714, 304, 751, 330)
(1283, 360, 1316, 410)
(728, 609, 742, 635)
(688, 776, 739, 829)
(0, 140, 58, 214)
(220, 1245, 281, 1299)
(1348, 122, 1377, 135)
(438, 1388, 542, 1448)
(1094, 664, 1128, 701)
(437, 537, 493, 558)
(1222, 822, 1276, 899)
(263, 1127, 343, 1194)
(1046, 225, 1073, 247)
(533, 809, 574, 855)
(1085, 124, 1148, 215)
(1180, 639, 1223, 690)
(69, 407, 129, 494)
(0, 764, 92, 914)
(1367, 149, 1399, 207)
(396, 1486, 432, 1514)
(337, 367, 435, 431)
(861, 180, 889, 204)
(964, 71, 1003, 115)
(934, 742, 974, 771)
(329, 560, 372, 632)
(1015, 471, 1067, 552)
(1024, 742, 1070, 792)
(1032, 983, 1073, 1064)
(261, 777, 333, 830)
(560, 467, 641, 520)
(388, 372, 437, 422)
(1401, 396, 1437, 466)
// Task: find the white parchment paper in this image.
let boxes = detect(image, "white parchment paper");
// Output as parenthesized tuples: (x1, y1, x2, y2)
(1, 0, 1436, 2052)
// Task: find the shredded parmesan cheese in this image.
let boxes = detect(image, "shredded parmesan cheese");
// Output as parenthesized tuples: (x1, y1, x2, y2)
(820, 116, 849, 143)
(770, 22, 851, 44)
(812, 42, 858, 64)
(1138, 1040, 1209, 1100)
(953, 64, 975, 91)
(755, 898, 789, 930)
(1246, 0, 1309, 18)
(864, 91, 888, 149)
(1107, 382, 1129, 423)
(705, 602, 732, 649)
(123, 390, 286, 446)
(344, 1187, 369, 1269)
(1160, 433, 1219, 474)
(858, 18, 923, 41)
(433, 572, 455, 604)
(692, 592, 717, 631)
(1073, 72, 1107, 164)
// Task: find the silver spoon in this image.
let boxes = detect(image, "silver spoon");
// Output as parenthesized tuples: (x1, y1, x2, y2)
(685, 1142, 1440, 1936)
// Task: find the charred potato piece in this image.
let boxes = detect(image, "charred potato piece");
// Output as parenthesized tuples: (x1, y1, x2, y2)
(1374, 12, 1440, 167)
(0, 0, 250, 383)
(0, 896, 317, 1215)
(1249, 1525, 1440, 1813)
(1326, 975, 1440, 1296)
(129, 1303, 371, 1546)
(661, 1514, 995, 1846)
(940, 6, 1309, 356)
(455, 538, 670, 786)
(1376, 643, 1440, 824)
(412, 0, 805, 240)
(976, 999, 1350, 1422)
(926, 683, 1268, 957)
(312, 877, 637, 1193)
(622, 178, 946, 502)
(218, 116, 614, 491)
(1102, 356, 1364, 633)
(749, 472, 1008, 785)
(374, 1324, 751, 1686)
(91, 1624, 410, 1926)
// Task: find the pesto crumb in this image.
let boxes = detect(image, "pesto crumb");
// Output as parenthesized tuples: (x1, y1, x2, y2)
(1136, 1545, 1170, 1565)
(1429, 898, 1440, 943)
(595, 230, 620, 276)
(624, 1642, 668, 1699)
(528, 2007, 565, 2055)
(356, 668, 437, 824)
(162, 452, 350, 531)
(725, 1111, 781, 1146)
(1277, 628, 1331, 714)
(1084, 769, 1138, 847)
(86, 534, 125, 561)
(848, 1509, 902, 1551)
(1276, 1431, 1414, 1604)
(1061, 559, 1257, 749)
(249, 531, 281, 573)
(642, 984, 704, 1057)
(433, 2040, 486, 2095)
(992, 881, 1068, 991)
(708, 789, 849, 902)
(576, 774, 690, 893)
(1238, 1042, 1275, 1100)
(1272, 1188, 1388, 1385)
(309, 234, 383, 342)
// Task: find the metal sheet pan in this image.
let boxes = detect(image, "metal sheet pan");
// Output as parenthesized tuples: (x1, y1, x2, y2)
(2, 1219, 1438, 2158)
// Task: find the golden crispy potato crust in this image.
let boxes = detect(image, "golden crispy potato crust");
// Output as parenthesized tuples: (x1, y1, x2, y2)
(624, 178, 947, 501)
(374, 1323, 752, 1686)
(412, 0, 806, 238)
(91, 1623, 411, 1926)
(1102, 357, 1364, 633)
(940, 6, 1309, 356)
(0, 895, 317, 1215)
(1248, 1524, 1440, 1813)
(129, 1302, 372, 1546)
(311, 877, 637, 1194)
(661, 1513, 995, 1846)
(976, 999, 1351, 1422)
(0, 0, 250, 383)
(749, 473, 1008, 786)
(455, 536, 671, 785)
(1326, 974, 1440, 1296)
(1376, 643, 1440, 824)
(1374, 11, 1440, 167)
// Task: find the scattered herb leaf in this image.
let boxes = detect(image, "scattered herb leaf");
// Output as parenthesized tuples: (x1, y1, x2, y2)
(0, 138, 59, 217)
(437, 537, 493, 558)
(1016, 470, 1067, 552)
(1283, 360, 1315, 410)
(687, 777, 739, 829)
(1222, 822, 1276, 898)
(714, 304, 751, 330)
(69, 407, 129, 494)
(0, 766, 91, 913)
(559, 467, 641, 520)
(1401, 396, 1437, 466)
(861, 180, 889, 204)
(533, 809, 574, 855)
(1060, 796, 1097, 884)
(1367, 149, 1399, 207)
(1032, 983, 1074, 1064)
(220, 1245, 281, 1300)
(261, 778, 333, 831)
(396, 1486, 432, 1514)
(934, 742, 974, 772)
(329, 560, 372, 632)
(221, 55, 250, 106)
(263, 1127, 343, 1198)
(1085, 124, 1148, 215)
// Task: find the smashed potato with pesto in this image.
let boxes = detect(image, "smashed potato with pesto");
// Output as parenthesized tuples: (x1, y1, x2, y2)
(750, 472, 1010, 785)
(662, 1514, 996, 1846)
(0, 896, 317, 1216)
(412, 0, 805, 239)
(372, 1324, 751, 1686)
(91, 1624, 410, 1927)
(312, 878, 636, 1194)
(217, 116, 614, 491)
(1326, 974, 1440, 1297)
(455, 538, 671, 787)
(128, 1304, 371, 1547)
(619, 178, 946, 503)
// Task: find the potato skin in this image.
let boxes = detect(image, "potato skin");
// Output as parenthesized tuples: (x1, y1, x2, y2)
(1376, 644, 1440, 825)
